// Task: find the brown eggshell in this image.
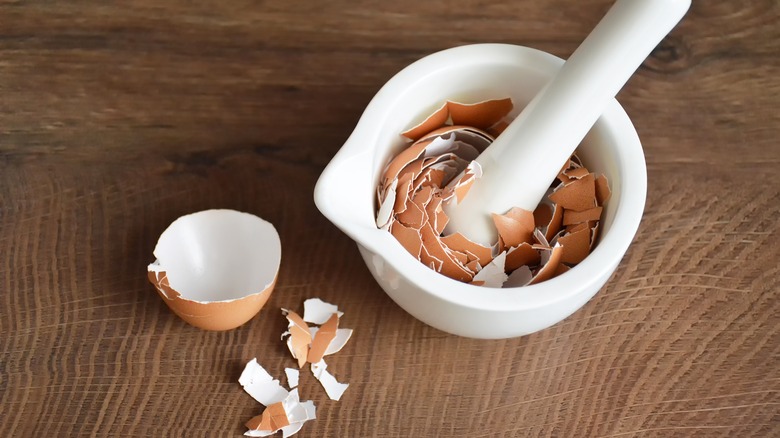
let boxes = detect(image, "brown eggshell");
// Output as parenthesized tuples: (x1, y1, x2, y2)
(563, 206, 603, 226)
(492, 207, 535, 250)
(447, 98, 513, 129)
(148, 270, 275, 331)
(402, 102, 449, 140)
(558, 226, 592, 265)
(391, 222, 424, 259)
(308, 313, 339, 364)
(563, 166, 590, 180)
(505, 243, 541, 272)
(595, 174, 612, 206)
(246, 401, 290, 433)
(529, 244, 564, 285)
(440, 232, 493, 267)
(284, 310, 312, 368)
(548, 173, 597, 211)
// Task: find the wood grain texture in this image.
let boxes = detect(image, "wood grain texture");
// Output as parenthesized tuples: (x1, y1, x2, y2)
(1, 0, 778, 436)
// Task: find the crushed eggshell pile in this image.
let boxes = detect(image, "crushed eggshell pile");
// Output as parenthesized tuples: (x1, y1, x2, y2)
(376, 99, 611, 288)
(240, 299, 352, 437)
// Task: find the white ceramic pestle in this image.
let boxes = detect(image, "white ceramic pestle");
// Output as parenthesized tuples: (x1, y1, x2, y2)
(444, 0, 691, 246)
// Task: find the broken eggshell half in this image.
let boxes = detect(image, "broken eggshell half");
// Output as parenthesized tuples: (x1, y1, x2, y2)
(148, 209, 281, 331)
(314, 44, 647, 339)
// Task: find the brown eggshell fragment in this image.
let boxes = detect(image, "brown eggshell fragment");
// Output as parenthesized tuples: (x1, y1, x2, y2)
(420, 223, 473, 282)
(391, 222, 423, 259)
(563, 206, 603, 226)
(283, 311, 311, 368)
(440, 233, 493, 267)
(558, 226, 592, 265)
(434, 201, 450, 235)
(393, 173, 415, 214)
(595, 174, 612, 206)
(533, 203, 552, 230)
(246, 402, 290, 433)
(402, 102, 449, 140)
(555, 264, 571, 276)
(147, 210, 281, 331)
(548, 173, 597, 212)
(396, 198, 426, 229)
(452, 176, 476, 204)
(423, 196, 447, 234)
(308, 313, 338, 364)
(563, 166, 590, 180)
(382, 140, 430, 187)
(505, 243, 541, 272)
(529, 244, 564, 285)
(545, 203, 564, 242)
(590, 222, 601, 250)
(447, 98, 513, 129)
(420, 244, 444, 272)
(565, 221, 590, 234)
(448, 248, 470, 265)
(486, 120, 509, 137)
(492, 207, 535, 250)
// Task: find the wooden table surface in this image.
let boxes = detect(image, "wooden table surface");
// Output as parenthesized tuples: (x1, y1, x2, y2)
(2, 1, 778, 436)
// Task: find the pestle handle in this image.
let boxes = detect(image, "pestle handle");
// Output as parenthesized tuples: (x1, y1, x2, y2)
(444, 0, 691, 246)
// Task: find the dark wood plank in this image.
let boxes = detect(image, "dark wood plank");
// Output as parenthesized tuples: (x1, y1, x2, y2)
(2, 0, 778, 436)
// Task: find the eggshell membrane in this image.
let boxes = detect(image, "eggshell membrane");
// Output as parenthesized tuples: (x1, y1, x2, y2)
(147, 209, 281, 331)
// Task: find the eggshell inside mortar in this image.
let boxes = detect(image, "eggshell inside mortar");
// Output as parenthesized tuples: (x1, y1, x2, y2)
(147, 209, 281, 331)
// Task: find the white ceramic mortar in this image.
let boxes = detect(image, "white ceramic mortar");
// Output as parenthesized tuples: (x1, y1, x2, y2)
(314, 44, 646, 339)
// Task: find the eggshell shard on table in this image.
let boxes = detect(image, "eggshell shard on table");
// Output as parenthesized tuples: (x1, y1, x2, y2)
(239, 358, 289, 406)
(245, 402, 289, 435)
(302, 298, 344, 325)
(307, 313, 339, 364)
(377, 98, 611, 288)
(284, 368, 299, 389)
(311, 360, 350, 401)
(147, 209, 281, 330)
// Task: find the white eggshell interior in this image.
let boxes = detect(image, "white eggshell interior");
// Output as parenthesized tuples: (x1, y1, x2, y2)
(151, 209, 281, 302)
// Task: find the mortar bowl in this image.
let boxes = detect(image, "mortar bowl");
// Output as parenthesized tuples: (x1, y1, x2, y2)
(314, 44, 646, 339)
